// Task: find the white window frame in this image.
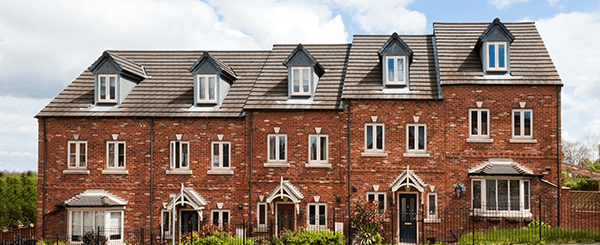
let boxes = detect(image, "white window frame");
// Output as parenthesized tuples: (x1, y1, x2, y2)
(67, 209, 124, 242)
(308, 134, 328, 165)
(307, 203, 327, 230)
(366, 192, 386, 213)
(385, 56, 408, 85)
(68, 141, 87, 170)
(97, 74, 118, 103)
(512, 109, 533, 140)
(170, 141, 189, 170)
(291, 67, 311, 96)
(406, 124, 427, 153)
(211, 210, 230, 227)
(106, 141, 126, 170)
(471, 178, 531, 216)
(196, 74, 218, 104)
(267, 134, 287, 164)
(211, 141, 231, 169)
(426, 193, 438, 220)
(469, 109, 490, 139)
(486, 42, 508, 71)
(161, 210, 171, 239)
(257, 203, 267, 231)
(364, 123, 385, 153)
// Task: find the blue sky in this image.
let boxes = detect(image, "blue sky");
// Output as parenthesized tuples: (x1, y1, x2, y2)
(0, 0, 599, 171)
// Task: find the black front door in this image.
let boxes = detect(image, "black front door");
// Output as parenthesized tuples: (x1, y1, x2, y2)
(181, 211, 198, 235)
(277, 204, 295, 232)
(400, 194, 417, 243)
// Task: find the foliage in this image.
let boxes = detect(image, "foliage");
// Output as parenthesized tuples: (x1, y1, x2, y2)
(562, 171, 599, 191)
(527, 220, 550, 229)
(350, 197, 388, 245)
(0, 171, 37, 229)
(82, 230, 107, 245)
(459, 226, 600, 244)
(270, 229, 344, 245)
(37, 239, 68, 245)
(181, 231, 253, 245)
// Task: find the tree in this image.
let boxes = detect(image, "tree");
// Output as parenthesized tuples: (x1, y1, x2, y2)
(0, 171, 37, 229)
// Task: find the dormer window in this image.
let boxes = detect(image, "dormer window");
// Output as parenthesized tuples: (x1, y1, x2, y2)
(98, 74, 118, 103)
(487, 42, 507, 71)
(385, 56, 407, 85)
(197, 74, 218, 104)
(292, 67, 311, 96)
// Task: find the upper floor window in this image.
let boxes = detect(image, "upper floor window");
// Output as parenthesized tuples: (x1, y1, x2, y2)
(106, 141, 125, 169)
(470, 109, 490, 139)
(308, 134, 328, 165)
(512, 109, 532, 140)
(212, 141, 230, 169)
(268, 134, 287, 163)
(170, 141, 189, 170)
(292, 67, 311, 96)
(68, 141, 87, 170)
(472, 178, 530, 213)
(365, 123, 384, 153)
(407, 124, 426, 153)
(487, 42, 507, 71)
(367, 192, 386, 213)
(98, 74, 118, 103)
(307, 203, 326, 230)
(386, 56, 407, 85)
(197, 74, 218, 104)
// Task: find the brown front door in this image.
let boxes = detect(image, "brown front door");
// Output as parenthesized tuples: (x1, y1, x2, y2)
(277, 204, 295, 232)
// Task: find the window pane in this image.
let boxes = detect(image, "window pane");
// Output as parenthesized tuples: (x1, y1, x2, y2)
(72, 211, 82, 237)
(100, 77, 106, 100)
(387, 58, 394, 82)
(269, 136, 276, 160)
(408, 126, 415, 150)
(199, 77, 206, 100)
(83, 211, 93, 233)
(162, 212, 170, 232)
(223, 212, 229, 224)
(279, 136, 286, 160)
(70, 143, 77, 167)
(79, 143, 86, 167)
(118, 143, 125, 167)
(222, 143, 229, 168)
(498, 44, 505, 68)
(366, 125, 373, 149)
(418, 126, 425, 150)
(510, 179, 520, 211)
(95, 211, 105, 230)
(213, 143, 220, 167)
(309, 205, 316, 225)
(259, 205, 266, 225)
(181, 143, 189, 167)
(310, 136, 317, 161)
(397, 58, 404, 82)
(209, 77, 215, 101)
(293, 69, 299, 93)
(488, 44, 495, 68)
(319, 205, 326, 225)
(302, 68, 309, 93)
(109, 76, 116, 100)
(524, 111, 531, 136)
(473, 181, 481, 209)
(428, 195, 436, 216)
(481, 111, 488, 135)
(524, 181, 530, 210)
(367, 194, 375, 202)
(498, 180, 508, 210)
(471, 111, 478, 135)
(320, 136, 327, 161)
(486, 180, 496, 210)
(108, 143, 115, 167)
(212, 211, 219, 226)
(514, 111, 521, 136)
(378, 194, 385, 213)
(376, 125, 383, 150)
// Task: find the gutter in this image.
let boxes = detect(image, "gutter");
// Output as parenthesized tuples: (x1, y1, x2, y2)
(248, 111, 253, 236)
(149, 118, 154, 240)
(556, 86, 561, 226)
(346, 100, 352, 245)
(41, 117, 47, 237)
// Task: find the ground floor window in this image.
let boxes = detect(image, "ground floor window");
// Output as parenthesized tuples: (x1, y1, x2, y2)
(367, 192, 386, 213)
(307, 203, 326, 230)
(472, 178, 530, 213)
(68, 209, 123, 242)
(161, 210, 171, 238)
(211, 210, 230, 227)
(427, 193, 438, 220)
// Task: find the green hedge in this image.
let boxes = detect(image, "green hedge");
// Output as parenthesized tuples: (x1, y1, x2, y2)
(270, 229, 344, 245)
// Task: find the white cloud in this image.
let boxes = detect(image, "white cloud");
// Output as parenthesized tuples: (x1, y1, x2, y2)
(488, 0, 529, 10)
(206, 0, 348, 48)
(536, 12, 600, 141)
(333, 0, 426, 34)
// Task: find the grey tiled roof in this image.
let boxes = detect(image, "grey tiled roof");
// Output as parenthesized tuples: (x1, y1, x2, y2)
(64, 189, 127, 207)
(342, 35, 440, 99)
(469, 159, 534, 176)
(433, 22, 562, 85)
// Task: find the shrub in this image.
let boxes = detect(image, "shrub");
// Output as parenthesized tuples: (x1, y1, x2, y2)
(270, 229, 344, 245)
(37, 239, 68, 245)
(182, 231, 253, 245)
(350, 197, 388, 245)
(82, 230, 107, 245)
(527, 220, 550, 229)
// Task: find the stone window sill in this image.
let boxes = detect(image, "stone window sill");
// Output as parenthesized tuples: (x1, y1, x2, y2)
(424, 218, 441, 224)
(305, 163, 332, 168)
(467, 138, 494, 143)
(207, 169, 234, 175)
(509, 138, 537, 144)
(63, 169, 90, 175)
(361, 152, 388, 157)
(102, 169, 129, 175)
(403, 152, 430, 158)
(166, 170, 193, 175)
(264, 162, 290, 168)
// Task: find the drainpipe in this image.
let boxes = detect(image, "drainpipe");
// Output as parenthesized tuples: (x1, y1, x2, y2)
(556, 86, 561, 227)
(346, 100, 352, 245)
(41, 117, 47, 238)
(248, 111, 253, 236)
(150, 118, 154, 241)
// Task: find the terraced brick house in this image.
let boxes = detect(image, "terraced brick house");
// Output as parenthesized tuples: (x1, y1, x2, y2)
(36, 18, 562, 244)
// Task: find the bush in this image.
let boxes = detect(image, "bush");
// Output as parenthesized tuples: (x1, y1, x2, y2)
(270, 229, 344, 245)
(82, 230, 107, 245)
(350, 197, 388, 244)
(37, 239, 68, 245)
(527, 220, 550, 229)
(182, 231, 253, 245)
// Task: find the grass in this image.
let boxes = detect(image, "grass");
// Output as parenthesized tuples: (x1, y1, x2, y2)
(458, 227, 600, 244)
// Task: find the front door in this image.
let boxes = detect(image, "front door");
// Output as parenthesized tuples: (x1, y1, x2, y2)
(277, 204, 295, 232)
(181, 211, 198, 235)
(399, 194, 417, 243)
